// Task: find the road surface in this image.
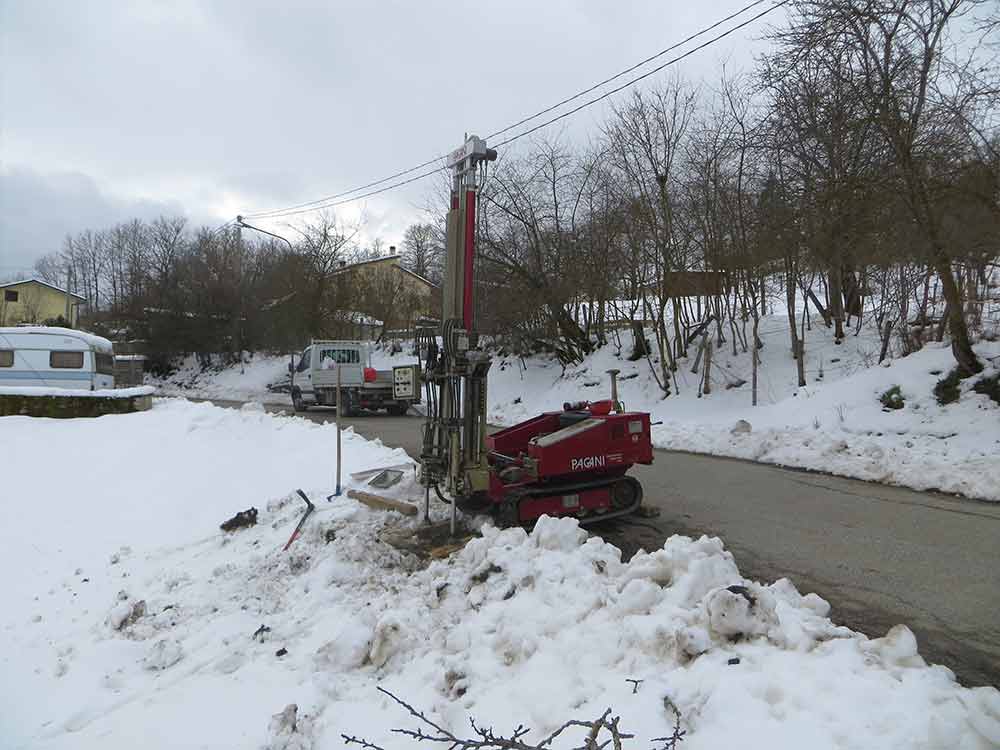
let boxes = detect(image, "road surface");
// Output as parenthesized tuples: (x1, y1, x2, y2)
(209, 399, 1000, 687)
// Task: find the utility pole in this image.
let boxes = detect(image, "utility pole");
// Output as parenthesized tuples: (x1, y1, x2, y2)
(234, 220, 245, 373)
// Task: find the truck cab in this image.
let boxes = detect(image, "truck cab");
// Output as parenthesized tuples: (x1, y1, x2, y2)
(289, 340, 419, 416)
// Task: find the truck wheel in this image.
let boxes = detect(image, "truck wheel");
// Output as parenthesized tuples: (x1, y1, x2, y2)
(387, 404, 408, 417)
(292, 389, 308, 412)
(340, 391, 357, 417)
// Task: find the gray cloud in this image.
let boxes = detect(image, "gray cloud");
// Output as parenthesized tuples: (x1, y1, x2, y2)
(0, 168, 191, 275)
(1, 0, 768, 269)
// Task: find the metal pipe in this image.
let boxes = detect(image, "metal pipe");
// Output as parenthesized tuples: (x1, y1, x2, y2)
(335, 365, 342, 496)
(462, 189, 477, 330)
(607, 369, 622, 412)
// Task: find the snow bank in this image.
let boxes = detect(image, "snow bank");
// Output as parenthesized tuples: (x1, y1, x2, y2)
(153, 321, 1000, 501)
(1, 400, 997, 749)
(0, 385, 154, 397)
(147, 347, 419, 405)
(482, 329, 1000, 501)
(147, 352, 294, 403)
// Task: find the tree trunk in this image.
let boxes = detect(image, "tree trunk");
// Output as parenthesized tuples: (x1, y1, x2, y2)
(751, 317, 760, 407)
(878, 319, 894, 364)
(934, 256, 982, 375)
(829, 264, 845, 342)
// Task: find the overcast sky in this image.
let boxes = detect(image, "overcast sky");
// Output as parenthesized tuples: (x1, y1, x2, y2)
(1, 0, 778, 275)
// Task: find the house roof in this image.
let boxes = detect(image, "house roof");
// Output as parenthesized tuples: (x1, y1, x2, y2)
(332, 254, 438, 288)
(0, 277, 86, 301)
(332, 254, 402, 274)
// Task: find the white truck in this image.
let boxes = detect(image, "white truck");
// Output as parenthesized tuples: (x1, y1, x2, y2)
(288, 340, 420, 416)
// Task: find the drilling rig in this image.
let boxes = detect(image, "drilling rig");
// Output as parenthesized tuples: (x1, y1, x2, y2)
(415, 135, 654, 532)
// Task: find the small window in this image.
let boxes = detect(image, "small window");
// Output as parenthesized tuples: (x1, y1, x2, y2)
(95, 353, 114, 375)
(4, 290, 18, 302)
(0, 350, 12, 367)
(50, 351, 84, 369)
(296, 348, 311, 373)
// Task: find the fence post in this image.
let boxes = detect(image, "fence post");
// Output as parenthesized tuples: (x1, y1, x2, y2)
(702, 332, 712, 395)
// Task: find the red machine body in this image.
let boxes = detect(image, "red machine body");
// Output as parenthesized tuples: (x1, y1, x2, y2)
(485, 401, 654, 524)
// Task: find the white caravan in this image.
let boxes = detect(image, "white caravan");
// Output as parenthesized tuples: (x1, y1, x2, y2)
(0, 326, 115, 391)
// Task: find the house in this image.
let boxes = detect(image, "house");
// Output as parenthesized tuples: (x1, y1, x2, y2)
(331, 253, 437, 337)
(0, 278, 85, 327)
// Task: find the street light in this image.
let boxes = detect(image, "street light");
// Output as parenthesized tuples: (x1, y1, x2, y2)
(235, 215, 294, 251)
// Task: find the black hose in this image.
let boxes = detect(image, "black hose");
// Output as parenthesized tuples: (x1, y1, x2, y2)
(433, 484, 452, 505)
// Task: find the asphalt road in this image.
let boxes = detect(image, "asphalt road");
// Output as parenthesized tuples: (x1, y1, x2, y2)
(210, 399, 1000, 687)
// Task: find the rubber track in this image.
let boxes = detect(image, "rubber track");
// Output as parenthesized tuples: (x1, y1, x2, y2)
(516, 475, 643, 527)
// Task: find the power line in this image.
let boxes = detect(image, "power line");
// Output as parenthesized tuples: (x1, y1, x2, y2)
(240, 0, 788, 221)
(242, 154, 449, 220)
(493, 0, 789, 149)
(246, 164, 449, 220)
(484, 0, 774, 142)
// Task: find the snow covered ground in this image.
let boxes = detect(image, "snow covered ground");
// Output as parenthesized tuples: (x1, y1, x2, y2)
(2, 400, 998, 749)
(147, 352, 294, 404)
(147, 317, 1000, 501)
(484, 333, 1000, 502)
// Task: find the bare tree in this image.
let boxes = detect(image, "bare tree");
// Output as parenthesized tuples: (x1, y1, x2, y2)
(401, 222, 443, 283)
(785, 0, 991, 373)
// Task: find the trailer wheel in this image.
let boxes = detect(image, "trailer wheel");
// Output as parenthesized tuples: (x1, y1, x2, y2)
(611, 476, 642, 510)
(292, 389, 308, 412)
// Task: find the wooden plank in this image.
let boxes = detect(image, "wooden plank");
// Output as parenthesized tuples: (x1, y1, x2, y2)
(347, 489, 419, 516)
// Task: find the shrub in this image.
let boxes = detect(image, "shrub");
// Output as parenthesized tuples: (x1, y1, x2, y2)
(933, 367, 963, 405)
(879, 385, 904, 410)
(973, 373, 1000, 405)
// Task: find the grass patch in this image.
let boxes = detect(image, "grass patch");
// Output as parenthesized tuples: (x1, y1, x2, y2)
(933, 368, 963, 405)
(879, 385, 905, 410)
(973, 373, 1000, 405)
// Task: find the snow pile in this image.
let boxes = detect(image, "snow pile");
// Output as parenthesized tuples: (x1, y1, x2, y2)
(2, 400, 998, 749)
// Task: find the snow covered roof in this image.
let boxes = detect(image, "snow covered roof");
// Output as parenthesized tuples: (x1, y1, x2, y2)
(0, 326, 114, 352)
(0, 277, 86, 301)
(332, 255, 403, 274)
(331, 255, 438, 288)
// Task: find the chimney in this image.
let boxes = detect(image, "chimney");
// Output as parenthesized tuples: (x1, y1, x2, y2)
(389, 246, 396, 255)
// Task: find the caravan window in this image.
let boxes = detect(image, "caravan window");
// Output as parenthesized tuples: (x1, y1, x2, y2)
(0, 350, 12, 367)
(95, 353, 114, 375)
(50, 351, 84, 369)
(4, 290, 17, 302)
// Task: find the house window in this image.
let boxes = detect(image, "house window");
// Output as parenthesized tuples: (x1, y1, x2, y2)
(0, 350, 12, 367)
(4, 290, 17, 302)
(95, 353, 114, 375)
(50, 351, 84, 369)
